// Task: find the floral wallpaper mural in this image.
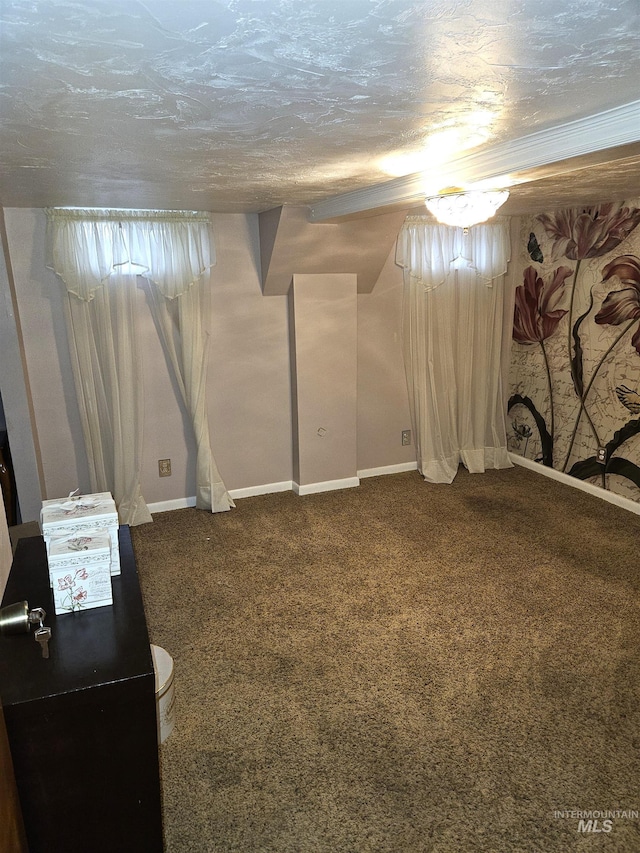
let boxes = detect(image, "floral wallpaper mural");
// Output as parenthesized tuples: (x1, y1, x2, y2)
(508, 199, 640, 503)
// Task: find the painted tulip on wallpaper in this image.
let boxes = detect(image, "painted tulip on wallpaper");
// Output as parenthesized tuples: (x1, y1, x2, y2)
(511, 265, 572, 465)
(560, 252, 640, 476)
(595, 255, 640, 354)
(567, 253, 640, 490)
(537, 204, 640, 262)
(513, 265, 572, 343)
(534, 205, 640, 476)
(538, 204, 640, 401)
(511, 202, 640, 499)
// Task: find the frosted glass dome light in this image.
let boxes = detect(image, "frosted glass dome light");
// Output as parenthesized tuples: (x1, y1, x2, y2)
(425, 189, 509, 228)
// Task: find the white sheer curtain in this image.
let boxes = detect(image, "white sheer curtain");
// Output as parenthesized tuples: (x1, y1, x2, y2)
(396, 217, 514, 484)
(144, 277, 234, 512)
(63, 269, 151, 525)
(47, 208, 234, 519)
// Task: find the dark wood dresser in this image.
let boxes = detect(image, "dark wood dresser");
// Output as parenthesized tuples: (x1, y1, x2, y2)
(0, 526, 163, 852)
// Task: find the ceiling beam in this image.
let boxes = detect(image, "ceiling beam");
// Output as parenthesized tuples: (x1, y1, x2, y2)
(309, 100, 640, 222)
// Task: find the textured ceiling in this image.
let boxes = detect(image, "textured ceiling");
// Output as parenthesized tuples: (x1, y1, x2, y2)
(1, 0, 639, 215)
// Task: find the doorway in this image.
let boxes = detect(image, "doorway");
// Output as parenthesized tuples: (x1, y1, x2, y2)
(0, 392, 18, 526)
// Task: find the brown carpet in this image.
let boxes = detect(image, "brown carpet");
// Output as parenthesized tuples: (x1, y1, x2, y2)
(131, 466, 640, 853)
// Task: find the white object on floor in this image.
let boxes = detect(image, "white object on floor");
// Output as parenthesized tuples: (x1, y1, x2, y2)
(151, 644, 175, 744)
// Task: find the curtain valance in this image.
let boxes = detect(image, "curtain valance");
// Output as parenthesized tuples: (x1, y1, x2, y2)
(395, 216, 510, 291)
(46, 208, 215, 301)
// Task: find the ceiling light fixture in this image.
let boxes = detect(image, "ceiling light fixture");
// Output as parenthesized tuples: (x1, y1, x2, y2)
(424, 188, 509, 228)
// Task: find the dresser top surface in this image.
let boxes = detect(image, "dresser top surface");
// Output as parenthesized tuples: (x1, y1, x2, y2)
(0, 526, 153, 707)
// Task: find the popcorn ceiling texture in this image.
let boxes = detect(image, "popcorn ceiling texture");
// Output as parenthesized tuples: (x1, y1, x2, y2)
(0, 0, 639, 211)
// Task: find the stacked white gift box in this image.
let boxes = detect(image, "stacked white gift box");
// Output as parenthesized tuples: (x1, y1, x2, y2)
(40, 492, 120, 615)
(48, 532, 113, 614)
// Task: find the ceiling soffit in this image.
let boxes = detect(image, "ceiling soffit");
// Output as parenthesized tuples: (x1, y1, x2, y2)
(259, 206, 407, 295)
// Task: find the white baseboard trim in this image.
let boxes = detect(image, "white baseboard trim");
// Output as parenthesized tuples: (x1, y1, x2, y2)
(358, 461, 418, 479)
(293, 476, 360, 496)
(509, 453, 640, 516)
(148, 465, 417, 513)
(147, 496, 197, 514)
(229, 481, 293, 500)
(148, 481, 294, 514)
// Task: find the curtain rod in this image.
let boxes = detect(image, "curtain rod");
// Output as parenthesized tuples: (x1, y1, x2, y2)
(45, 208, 212, 223)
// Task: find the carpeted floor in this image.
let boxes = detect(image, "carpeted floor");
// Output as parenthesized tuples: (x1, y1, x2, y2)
(131, 466, 640, 853)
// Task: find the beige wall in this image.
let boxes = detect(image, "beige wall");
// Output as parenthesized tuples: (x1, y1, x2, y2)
(0, 495, 11, 597)
(357, 244, 414, 472)
(0, 210, 43, 520)
(3, 210, 89, 501)
(290, 273, 358, 489)
(1, 208, 415, 518)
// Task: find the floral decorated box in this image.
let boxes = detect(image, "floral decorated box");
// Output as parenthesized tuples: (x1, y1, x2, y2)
(40, 491, 120, 576)
(48, 532, 113, 614)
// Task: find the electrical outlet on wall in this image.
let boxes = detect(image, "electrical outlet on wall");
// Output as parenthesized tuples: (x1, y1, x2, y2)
(402, 429, 412, 446)
(158, 459, 172, 477)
